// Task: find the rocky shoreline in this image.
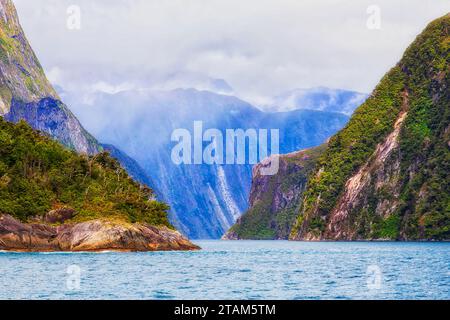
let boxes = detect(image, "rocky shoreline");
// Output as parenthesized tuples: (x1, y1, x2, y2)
(0, 214, 200, 252)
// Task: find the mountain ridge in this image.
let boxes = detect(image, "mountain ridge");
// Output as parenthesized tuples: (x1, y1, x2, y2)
(223, 145, 326, 240)
(0, 0, 198, 251)
(224, 13, 449, 241)
(0, 0, 99, 154)
(63, 86, 350, 238)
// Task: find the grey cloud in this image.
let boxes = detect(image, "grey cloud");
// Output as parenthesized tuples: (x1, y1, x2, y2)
(13, 0, 450, 106)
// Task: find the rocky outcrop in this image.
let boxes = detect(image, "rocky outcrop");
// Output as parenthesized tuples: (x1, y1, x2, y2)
(43, 207, 76, 224)
(0, 214, 199, 252)
(223, 145, 325, 240)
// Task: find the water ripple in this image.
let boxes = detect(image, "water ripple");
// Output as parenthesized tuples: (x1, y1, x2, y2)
(0, 241, 448, 300)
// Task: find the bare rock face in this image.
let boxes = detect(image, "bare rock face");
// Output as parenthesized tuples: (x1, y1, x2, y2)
(222, 145, 326, 240)
(0, 0, 100, 154)
(4, 98, 100, 154)
(0, 215, 58, 251)
(322, 107, 408, 240)
(0, 0, 58, 109)
(292, 93, 411, 241)
(0, 214, 200, 252)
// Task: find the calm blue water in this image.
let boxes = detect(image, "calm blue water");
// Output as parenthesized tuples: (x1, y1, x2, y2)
(0, 241, 449, 300)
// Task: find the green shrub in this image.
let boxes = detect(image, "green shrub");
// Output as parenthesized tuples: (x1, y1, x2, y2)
(0, 117, 171, 227)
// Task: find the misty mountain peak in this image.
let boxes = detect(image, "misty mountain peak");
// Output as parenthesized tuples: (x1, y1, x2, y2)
(269, 87, 368, 115)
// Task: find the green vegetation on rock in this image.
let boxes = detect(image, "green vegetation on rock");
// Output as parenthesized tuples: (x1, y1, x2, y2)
(291, 13, 450, 240)
(0, 117, 171, 227)
(395, 14, 450, 239)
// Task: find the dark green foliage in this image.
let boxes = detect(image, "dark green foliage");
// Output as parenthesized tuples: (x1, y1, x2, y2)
(230, 202, 277, 240)
(293, 14, 450, 240)
(308, 217, 326, 234)
(299, 67, 405, 219)
(0, 117, 171, 227)
(373, 214, 401, 239)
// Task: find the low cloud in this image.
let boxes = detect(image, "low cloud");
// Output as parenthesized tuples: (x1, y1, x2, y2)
(14, 0, 450, 105)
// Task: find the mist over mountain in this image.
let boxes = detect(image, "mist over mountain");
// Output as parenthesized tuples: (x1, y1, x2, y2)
(62, 87, 349, 238)
(0, 0, 360, 239)
(266, 87, 368, 115)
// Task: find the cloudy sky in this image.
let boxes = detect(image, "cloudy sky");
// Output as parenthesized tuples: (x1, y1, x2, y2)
(14, 0, 450, 105)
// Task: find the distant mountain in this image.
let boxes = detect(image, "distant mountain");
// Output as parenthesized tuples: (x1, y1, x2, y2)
(142, 72, 236, 95)
(0, 0, 99, 154)
(268, 87, 368, 115)
(65, 88, 349, 238)
(290, 13, 450, 241)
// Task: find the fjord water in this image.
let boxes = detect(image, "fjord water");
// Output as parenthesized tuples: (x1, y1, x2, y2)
(0, 241, 448, 300)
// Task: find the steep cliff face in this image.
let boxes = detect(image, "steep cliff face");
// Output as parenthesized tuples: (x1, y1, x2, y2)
(223, 145, 325, 240)
(0, 0, 99, 154)
(66, 88, 349, 238)
(0, 0, 57, 108)
(291, 14, 450, 241)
